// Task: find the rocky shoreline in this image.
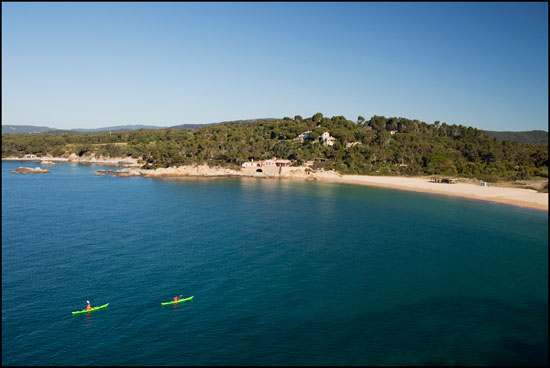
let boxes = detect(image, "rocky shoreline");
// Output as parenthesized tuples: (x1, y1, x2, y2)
(93, 164, 342, 180)
(3, 156, 341, 179)
(3, 154, 141, 167)
(3, 156, 547, 211)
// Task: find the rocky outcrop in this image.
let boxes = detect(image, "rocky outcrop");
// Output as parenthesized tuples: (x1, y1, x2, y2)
(4, 154, 142, 167)
(72, 154, 141, 167)
(2, 156, 69, 163)
(40, 160, 56, 165)
(141, 165, 243, 178)
(95, 164, 342, 180)
(11, 167, 51, 174)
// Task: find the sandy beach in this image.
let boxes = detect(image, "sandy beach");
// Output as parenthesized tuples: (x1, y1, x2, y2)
(317, 175, 548, 211)
(3, 156, 547, 211)
(116, 165, 547, 211)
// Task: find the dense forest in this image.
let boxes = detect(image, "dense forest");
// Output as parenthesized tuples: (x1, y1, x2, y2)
(2, 114, 548, 182)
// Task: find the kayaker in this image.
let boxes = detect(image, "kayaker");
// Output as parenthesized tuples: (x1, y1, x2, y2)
(173, 296, 179, 302)
(86, 300, 92, 311)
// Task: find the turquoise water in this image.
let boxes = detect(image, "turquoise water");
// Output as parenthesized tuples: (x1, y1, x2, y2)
(2, 161, 548, 366)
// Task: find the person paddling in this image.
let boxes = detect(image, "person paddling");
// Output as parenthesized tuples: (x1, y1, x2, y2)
(173, 294, 182, 302)
(86, 300, 92, 311)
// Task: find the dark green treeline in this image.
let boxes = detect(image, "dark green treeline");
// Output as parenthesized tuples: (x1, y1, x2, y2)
(2, 114, 548, 181)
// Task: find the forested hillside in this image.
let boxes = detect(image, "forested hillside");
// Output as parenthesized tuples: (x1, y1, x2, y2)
(484, 130, 548, 145)
(2, 114, 548, 181)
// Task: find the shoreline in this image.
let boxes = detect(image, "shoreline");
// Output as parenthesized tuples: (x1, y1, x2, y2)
(2, 156, 141, 167)
(316, 175, 548, 212)
(110, 165, 549, 212)
(3, 157, 547, 211)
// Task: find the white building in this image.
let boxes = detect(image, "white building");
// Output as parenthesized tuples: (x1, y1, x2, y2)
(24, 154, 38, 159)
(241, 158, 291, 168)
(320, 132, 336, 146)
(242, 159, 261, 167)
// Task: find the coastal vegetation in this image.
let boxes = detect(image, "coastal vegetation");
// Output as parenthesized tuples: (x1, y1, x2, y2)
(2, 114, 548, 182)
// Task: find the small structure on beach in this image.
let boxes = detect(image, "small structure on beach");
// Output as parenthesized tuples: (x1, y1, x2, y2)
(441, 178, 457, 184)
(241, 160, 260, 168)
(241, 158, 291, 168)
(431, 177, 457, 184)
(24, 154, 37, 159)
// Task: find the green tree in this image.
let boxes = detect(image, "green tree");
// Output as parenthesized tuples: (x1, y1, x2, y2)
(312, 112, 324, 123)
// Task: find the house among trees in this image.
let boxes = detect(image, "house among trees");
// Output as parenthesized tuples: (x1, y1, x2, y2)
(24, 154, 37, 159)
(296, 130, 336, 146)
(297, 131, 312, 143)
(346, 141, 362, 148)
(320, 132, 336, 146)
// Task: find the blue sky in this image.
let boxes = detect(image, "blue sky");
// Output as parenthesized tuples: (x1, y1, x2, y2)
(2, 2, 548, 131)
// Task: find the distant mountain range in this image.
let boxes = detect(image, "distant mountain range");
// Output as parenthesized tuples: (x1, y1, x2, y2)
(169, 118, 277, 130)
(2, 122, 547, 145)
(484, 130, 548, 145)
(2, 125, 57, 134)
(71, 124, 168, 132)
(1, 124, 168, 134)
(2, 119, 277, 134)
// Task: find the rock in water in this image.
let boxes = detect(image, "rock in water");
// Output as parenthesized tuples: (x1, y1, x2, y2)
(11, 167, 51, 174)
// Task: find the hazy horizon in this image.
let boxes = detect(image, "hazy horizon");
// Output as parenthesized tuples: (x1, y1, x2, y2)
(2, 2, 548, 131)
(1, 119, 548, 133)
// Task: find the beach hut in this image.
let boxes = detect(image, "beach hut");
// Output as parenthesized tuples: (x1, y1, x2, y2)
(441, 178, 457, 184)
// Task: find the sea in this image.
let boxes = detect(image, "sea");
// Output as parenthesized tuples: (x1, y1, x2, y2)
(2, 160, 548, 366)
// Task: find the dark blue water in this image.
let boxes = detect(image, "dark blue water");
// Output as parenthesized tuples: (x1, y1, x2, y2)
(2, 161, 548, 366)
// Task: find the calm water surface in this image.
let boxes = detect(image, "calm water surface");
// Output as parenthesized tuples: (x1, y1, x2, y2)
(2, 161, 548, 365)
